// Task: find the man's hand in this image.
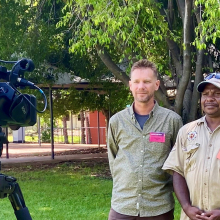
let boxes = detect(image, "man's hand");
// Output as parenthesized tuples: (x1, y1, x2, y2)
(184, 205, 204, 220)
(196, 210, 220, 220)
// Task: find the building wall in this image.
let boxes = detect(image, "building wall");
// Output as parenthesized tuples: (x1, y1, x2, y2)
(67, 114, 81, 128)
(88, 111, 106, 144)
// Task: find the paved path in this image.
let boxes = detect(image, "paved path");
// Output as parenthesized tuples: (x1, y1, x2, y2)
(0, 143, 108, 168)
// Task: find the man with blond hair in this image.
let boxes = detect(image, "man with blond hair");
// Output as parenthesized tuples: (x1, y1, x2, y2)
(107, 59, 182, 220)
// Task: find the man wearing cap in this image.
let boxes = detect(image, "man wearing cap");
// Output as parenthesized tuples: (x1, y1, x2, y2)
(163, 73, 220, 220)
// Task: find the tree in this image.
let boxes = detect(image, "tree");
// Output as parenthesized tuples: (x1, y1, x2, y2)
(194, 0, 220, 48)
(57, 0, 220, 123)
(4, 0, 220, 124)
(0, 0, 31, 59)
(79, 110, 85, 143)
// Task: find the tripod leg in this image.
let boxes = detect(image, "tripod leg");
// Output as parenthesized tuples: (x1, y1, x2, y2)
(8, 183, 32, 220)
(14, 208, 32, 220)
(0, 173, 32, 220)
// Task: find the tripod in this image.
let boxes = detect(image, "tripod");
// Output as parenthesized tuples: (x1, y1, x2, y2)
(0, 128, 32, 220)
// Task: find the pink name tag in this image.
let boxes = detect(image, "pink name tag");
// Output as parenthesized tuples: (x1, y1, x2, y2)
(149, 132, 165, 143)
(217, 150, 220, 160)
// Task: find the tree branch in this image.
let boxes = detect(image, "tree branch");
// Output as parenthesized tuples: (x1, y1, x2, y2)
(176, 0, 185, 24)
(96, 44, 130, 86)
(165, 37, 183, 80)
(96, 44, 171, 109)
(188, 48, 204, 122)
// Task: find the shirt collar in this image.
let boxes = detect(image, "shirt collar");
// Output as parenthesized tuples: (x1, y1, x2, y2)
(197, 116, 212, 129)
(197, 116, 206, 125)
(129, 100, 159, 120)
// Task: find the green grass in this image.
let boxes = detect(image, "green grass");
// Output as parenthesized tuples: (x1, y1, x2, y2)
(0, 162, 181, 220)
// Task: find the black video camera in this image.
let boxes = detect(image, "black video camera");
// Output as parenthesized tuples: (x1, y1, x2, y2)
(0, 58, 47, 220)
(0, 58, 47, 130)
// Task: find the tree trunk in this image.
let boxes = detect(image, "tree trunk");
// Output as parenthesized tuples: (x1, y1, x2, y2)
(80, 110, 86, 144)
(188, 49, 204, 122)
(174, 0, 192, 115)
(182, 81, 193, 124)
(96, 44, 130, 86)
(85, 112, 92, 144)
(62, 115, 69, 144)
(96, 44, 171, 109)
(187, 3, 206, 122)
(176, 0, 185, 23)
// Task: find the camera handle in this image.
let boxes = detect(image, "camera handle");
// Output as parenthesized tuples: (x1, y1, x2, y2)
(0, 127, 32, 220)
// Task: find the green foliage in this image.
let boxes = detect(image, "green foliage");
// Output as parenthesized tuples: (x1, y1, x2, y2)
(5, 0, 219, 120)
(41, 130, 51, 143)
(51, 82, 132, 117)
(0, 0, 30, 59)
(195, 0, 220, 48)
(58, 0, 171, 72)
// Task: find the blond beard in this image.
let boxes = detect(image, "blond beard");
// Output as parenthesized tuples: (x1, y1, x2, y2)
(135, 92, 154, 103)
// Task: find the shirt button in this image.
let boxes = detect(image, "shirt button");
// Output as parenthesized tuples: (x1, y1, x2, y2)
(204, 183, 206, 185)
(206, 169, 208, 172)
(209, 144, 212, 147)
(208, 157, 210, 159)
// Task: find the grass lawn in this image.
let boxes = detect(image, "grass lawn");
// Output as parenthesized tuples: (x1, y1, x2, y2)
(0, 160, 181, 220)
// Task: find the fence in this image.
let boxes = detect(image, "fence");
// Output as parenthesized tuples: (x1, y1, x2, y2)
(7, 126, 106, 144)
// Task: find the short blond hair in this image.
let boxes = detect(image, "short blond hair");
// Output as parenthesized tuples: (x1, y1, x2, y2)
(130, 59, 158, 78)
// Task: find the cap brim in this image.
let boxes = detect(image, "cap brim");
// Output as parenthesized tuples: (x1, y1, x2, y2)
(197, 80, 220, 92)
(197, 81, 209, 92)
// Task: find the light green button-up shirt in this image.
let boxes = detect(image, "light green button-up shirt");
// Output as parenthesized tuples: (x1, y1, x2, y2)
(107, 102, 182, 217)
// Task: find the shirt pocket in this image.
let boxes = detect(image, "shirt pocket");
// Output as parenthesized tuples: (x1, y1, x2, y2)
(185, 143, 200, 172)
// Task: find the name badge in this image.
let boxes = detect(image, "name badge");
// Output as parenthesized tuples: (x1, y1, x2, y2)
(149, 132, 165, 143)
(217, 150, 220, 160)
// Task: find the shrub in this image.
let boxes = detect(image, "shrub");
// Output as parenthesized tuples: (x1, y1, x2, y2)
(41, 130, 51, 143)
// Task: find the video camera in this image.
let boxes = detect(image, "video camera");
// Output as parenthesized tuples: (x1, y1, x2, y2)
(0, 58, 46, 130)
(0, 58, 47, 220)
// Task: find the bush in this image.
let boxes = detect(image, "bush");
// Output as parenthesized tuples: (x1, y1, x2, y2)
(41, 130, 51, 143)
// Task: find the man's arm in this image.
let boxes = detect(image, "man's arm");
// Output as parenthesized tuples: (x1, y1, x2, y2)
(173, 171, 204, 220)
(107, 119, 118, 175)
